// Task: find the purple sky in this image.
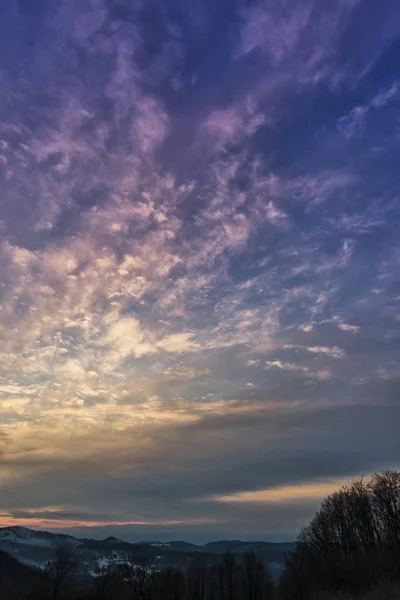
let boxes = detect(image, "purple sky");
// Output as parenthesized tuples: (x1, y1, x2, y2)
(0, 0, 400, 542)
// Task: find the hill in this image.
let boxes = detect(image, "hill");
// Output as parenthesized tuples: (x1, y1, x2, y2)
(0, 526, 295, 576)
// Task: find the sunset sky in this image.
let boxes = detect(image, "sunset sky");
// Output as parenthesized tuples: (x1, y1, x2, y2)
(1, 0, 400, 543)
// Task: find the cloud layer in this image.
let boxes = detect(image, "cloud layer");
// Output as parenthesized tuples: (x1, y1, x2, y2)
(0, 0, 400, 541)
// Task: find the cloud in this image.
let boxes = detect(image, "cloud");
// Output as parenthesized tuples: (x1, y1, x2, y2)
(371, 83, 399, 107)
(314, 368, 332, 381)
(101, 316, 156, 360)
(337, 322, 360, 333)
(284, 345, 345, 358)
(338, 105, 369, 139)
(265, 202, 289, 227)
(265, 360, 333, 381)
(266, 360, 308, 373)
(213, 477, 353, 504)
(236, 0, 363, 85)
(338, 82, 399, 139)
(203, 101, 266, 149)
(156, 332, 199, 354)
(307, 346, 345, 358)
(0, 0, 399, 540)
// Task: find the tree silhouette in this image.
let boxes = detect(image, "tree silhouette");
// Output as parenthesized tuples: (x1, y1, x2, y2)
(279, 471, 400, 599)
(46, 545, 78, 600)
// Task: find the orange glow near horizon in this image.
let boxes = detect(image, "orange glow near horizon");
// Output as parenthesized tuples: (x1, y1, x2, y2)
(214, 477, 353, 504)
(0, 513, 221, 531)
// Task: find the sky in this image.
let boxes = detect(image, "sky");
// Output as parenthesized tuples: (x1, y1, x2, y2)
(0, 0, 400, 544)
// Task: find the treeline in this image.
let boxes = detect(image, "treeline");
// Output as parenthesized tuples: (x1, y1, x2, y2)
(95, 552, 274, 600)
(279, 470, 400, 599)
(0, 549, 275, 600)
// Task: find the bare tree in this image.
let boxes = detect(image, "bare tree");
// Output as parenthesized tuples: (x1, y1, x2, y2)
(46, 545, 78, 600)
(117, 561, 154, 600)
(153, 567, 185, 600)
(279, 471, 400, 599)
(187, 554, 207, 600)
(240, 552, 274, 600)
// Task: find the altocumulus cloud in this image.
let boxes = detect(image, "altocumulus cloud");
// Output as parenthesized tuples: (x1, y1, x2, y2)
(0, 0, 400, 542)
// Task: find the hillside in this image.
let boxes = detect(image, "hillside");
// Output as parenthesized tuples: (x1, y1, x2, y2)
(0, 526, 295, 576)
(0, 547, 45, 587)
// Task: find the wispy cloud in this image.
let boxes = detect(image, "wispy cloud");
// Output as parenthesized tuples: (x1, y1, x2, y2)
(338, 83, 399, 139)
(0, 0, 399, 538)
(283, 344, 345, 358)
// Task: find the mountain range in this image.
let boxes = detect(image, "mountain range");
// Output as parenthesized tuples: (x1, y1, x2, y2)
(0, 526, 295, 578)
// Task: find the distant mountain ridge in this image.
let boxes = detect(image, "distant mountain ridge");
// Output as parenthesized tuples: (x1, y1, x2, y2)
(0, 526, 296, 576)
(0, 525, 76, 545)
